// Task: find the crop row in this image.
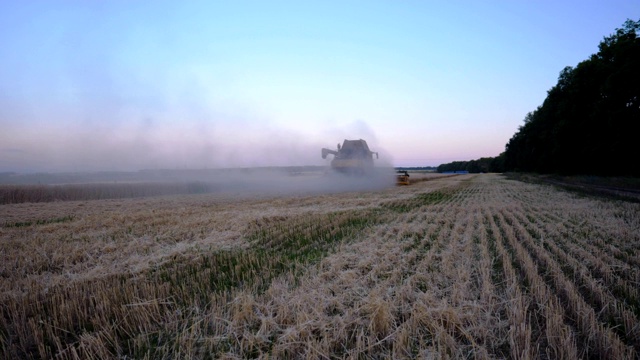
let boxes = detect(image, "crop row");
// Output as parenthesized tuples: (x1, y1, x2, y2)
(2, 174, 639, 358)
(0, 205, 389, 358)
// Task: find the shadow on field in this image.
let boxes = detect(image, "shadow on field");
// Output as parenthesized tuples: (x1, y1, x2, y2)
(506, 173, 640, 203)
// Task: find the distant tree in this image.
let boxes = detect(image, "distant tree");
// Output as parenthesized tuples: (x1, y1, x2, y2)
(504, 19, 640, 176)
(437, 154, 506, 174)
(490, 153, 506, 173)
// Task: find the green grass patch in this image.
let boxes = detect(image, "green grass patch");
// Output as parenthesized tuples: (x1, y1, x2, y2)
(382, 189, 458, 213)
(3, 215, 74, 228)
(146, 208, 384, 310)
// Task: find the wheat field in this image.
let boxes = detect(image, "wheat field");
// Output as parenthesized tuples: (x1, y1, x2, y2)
(1, 173, 639, 359)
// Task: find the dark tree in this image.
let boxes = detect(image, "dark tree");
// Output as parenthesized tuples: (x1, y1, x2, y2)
(437, 154, 506, 174)
(504, 19, 640, 176)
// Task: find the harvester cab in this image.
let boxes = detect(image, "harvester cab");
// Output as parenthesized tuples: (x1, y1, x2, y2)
(321, 139, 378, 175)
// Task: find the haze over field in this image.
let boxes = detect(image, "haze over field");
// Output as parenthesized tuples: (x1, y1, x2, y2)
(1, 1, 638, 173)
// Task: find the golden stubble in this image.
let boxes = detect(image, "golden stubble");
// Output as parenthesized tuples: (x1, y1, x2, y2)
(1, 173, 639, 358)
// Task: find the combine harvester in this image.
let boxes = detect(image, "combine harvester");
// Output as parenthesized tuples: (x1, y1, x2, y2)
(321, 139, 378, 176)
(322, 139, 408, 185)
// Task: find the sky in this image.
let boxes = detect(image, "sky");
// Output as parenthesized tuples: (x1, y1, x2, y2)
(1, 1, 638, 173)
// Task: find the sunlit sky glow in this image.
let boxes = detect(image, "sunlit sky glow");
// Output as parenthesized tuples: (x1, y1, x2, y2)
(1, 1, 638, 172)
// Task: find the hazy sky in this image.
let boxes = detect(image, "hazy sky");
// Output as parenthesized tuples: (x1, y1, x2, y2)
(1, 1, 638, 172)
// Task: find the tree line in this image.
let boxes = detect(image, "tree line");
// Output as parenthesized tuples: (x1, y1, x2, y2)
(437, 157, 504, 173)
(439, 19, 639, 176)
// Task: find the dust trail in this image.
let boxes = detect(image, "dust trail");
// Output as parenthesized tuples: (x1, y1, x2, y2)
(0, 167, 397, 204)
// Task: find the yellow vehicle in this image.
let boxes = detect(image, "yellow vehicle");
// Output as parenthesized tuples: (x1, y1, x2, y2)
(396, 170, 410, 185)
(321, 139, 378, 175)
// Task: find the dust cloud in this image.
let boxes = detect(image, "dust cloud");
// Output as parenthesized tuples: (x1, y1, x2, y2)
(0, 167, 397, 199)
(1, 118, 397, 196)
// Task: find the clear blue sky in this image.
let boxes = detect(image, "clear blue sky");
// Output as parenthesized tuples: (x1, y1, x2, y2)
(1, 1, 638, 172)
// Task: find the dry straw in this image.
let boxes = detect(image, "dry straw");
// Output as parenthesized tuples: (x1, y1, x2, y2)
(1, 173, 639, 358)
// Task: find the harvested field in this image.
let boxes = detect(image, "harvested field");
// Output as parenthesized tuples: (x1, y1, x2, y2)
(1, 173, 639, 358)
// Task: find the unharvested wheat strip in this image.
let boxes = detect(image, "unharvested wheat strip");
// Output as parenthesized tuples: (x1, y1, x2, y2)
(494, 211, 579, 359)
(485, 208, 535, 359)
(502, 210, 636, 358)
